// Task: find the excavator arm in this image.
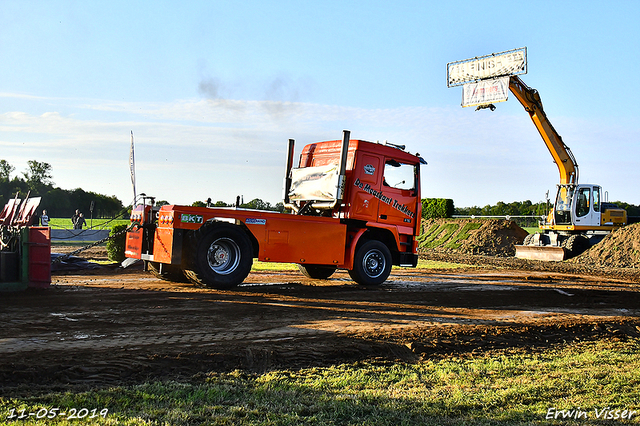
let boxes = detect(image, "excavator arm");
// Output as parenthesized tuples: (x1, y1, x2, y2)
(508, 75, 579, 185)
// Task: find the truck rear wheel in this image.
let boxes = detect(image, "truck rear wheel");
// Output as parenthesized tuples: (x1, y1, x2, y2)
(185, 223, 253, 289)
(348, 240, 392, 286)
(298, 264, 337, 279)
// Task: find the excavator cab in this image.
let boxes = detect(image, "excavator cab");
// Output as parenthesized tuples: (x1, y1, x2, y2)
(573, 185, 599, 227)
(551, 184, 604, 229)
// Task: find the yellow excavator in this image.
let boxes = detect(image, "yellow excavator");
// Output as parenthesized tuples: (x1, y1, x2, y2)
(492, 75, 628, 261)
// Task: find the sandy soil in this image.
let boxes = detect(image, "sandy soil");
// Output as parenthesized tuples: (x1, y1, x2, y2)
(2, 246, 639, 393)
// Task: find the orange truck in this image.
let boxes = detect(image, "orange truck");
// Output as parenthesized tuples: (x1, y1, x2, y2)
(125, 130, 427, 289)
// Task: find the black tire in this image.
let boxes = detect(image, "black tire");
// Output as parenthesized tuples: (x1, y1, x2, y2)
(523, 233, 534, 246)
(184, 223, 253, 289)
(348, 239, 392, 286)
(298, 264, 337, 280)
(564, 234, 589, 258)
(147, 261, 189, 283)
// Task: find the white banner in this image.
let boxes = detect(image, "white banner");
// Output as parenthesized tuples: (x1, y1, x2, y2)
(462, 77, 510, 108)
(447, 47, 526, 87)
(129, 131, 137, 206)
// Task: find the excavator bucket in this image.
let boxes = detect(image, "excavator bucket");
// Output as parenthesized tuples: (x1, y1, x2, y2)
(515, 245, 566, 261)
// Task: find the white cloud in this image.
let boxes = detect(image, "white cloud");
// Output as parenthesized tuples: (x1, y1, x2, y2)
(1, 93, 638, 209)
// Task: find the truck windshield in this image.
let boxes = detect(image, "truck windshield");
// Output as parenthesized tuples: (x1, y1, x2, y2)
(383, 161, 415, 191)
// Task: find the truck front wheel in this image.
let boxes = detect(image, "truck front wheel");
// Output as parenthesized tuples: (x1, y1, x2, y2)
(348, 240, 392, 286)
(185, 224, 253, 289)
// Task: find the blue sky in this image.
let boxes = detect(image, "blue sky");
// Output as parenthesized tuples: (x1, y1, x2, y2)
(1, 0, 639, 210)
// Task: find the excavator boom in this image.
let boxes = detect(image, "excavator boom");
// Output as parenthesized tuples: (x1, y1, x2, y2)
(508, 76, 579, 185)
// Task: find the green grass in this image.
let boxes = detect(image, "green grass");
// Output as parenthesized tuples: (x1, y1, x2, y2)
(414, 259, 472, 269)
(250, 259, 470, 273)
(48, 218, 130, 230)
(523, 227, 540, 234)
(2, 339, 639, 425)
(251, 261, 298, 272)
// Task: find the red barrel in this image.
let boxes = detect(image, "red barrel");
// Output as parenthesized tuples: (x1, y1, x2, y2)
(28, 227, 51, 288)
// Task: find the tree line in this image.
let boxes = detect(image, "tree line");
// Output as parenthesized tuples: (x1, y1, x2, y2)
(6, 157, 637, 222)
(455, 200, 550, 217)
(455, 199, 640, 218)
(0, 159, 124, 218)
(189, 197, 285, 212)
(189, 197, 640, 218)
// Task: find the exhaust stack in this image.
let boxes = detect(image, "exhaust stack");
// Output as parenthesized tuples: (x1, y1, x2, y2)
(335, 130, 350, 203)
(282, 138, 295, 204)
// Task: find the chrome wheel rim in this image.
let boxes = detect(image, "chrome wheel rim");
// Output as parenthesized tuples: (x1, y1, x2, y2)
(207, 237, 240, 275)
(362, 249, 385, 278)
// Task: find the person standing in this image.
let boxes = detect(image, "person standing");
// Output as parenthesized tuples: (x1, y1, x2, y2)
(72, 209, 80, 229)
(40, 209, 49, 227)
(75, 213, 87, 229)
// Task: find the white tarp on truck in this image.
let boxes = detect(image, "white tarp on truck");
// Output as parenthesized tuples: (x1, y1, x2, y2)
(288, 164, 339, 202)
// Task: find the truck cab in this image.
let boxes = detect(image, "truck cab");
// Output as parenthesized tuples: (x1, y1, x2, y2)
(284, 136, 424, 267)
(288, 139, 421, 225)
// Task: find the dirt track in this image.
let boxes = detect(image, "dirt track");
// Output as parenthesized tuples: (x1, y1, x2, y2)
(2, 251, 640, 393)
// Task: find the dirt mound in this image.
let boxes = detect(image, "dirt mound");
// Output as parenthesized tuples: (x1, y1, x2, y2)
(418, 219, 528, 257)
(571, 223, 640, 268)
(462, 219, 529, 256)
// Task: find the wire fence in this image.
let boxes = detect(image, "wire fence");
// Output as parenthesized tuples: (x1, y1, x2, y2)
(452, 215, 545, 228)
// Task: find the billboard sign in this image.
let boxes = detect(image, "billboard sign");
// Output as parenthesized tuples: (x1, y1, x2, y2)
(462, 76, 510, 108)
(447, 47, 527, 87)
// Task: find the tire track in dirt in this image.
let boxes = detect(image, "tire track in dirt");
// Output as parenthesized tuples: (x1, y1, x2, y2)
(1, 267, 639, 390)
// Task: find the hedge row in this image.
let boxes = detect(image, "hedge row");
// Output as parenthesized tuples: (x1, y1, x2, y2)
(421, 198, 454, 219)
(106, 224, 129, 262)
